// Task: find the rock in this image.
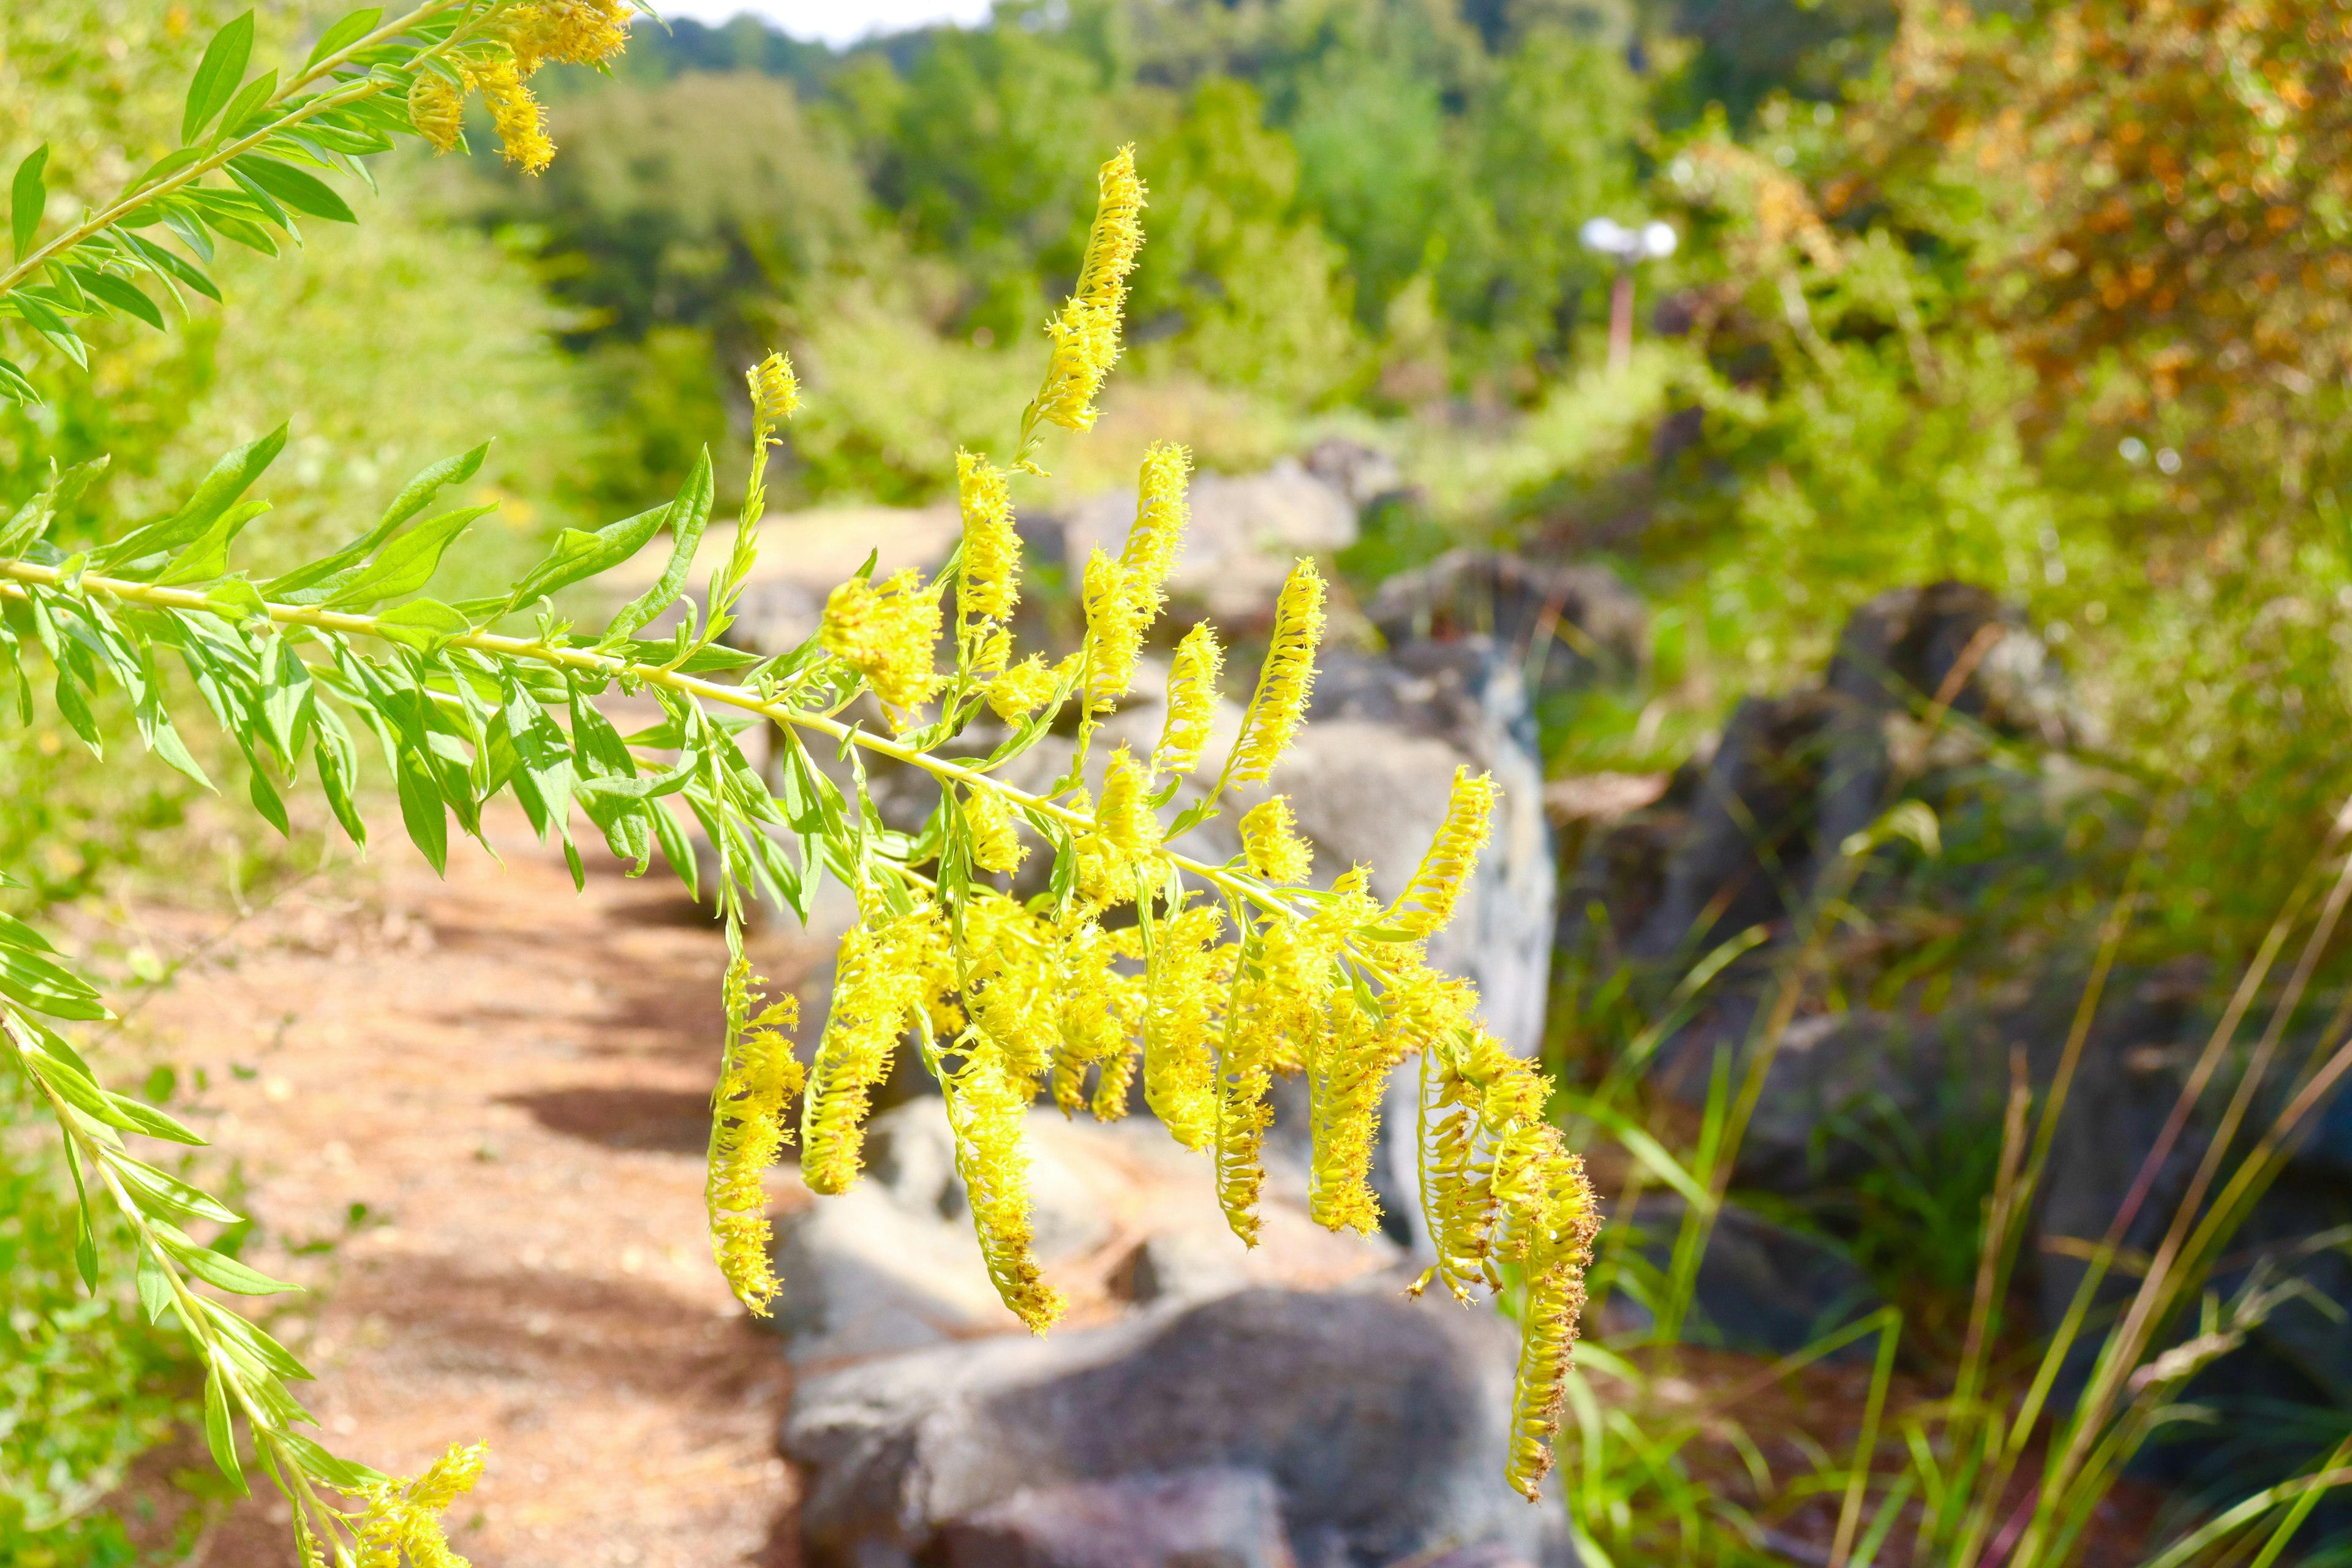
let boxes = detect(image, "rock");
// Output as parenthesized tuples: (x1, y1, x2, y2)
(1365, 551, 1648, 698)
(769, 1099, 1123, 1366)
(1111, 1223, 1253, 1306)
(935, 1467, 1295, 1568)
(783, 1287, 1567, 1568)
(1612, 1196, 1885, 1360)
(1058, 458, 1358, 626)
(1304, 438, 1405, 511)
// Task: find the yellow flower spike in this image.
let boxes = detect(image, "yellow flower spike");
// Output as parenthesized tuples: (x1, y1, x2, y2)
(406, 72, 464, 154)
(1080, 549, 1144, 715)
(941, 1035, 1066, 1332)
(956, 450, 1020, 625)
(821, 568, 944, 723)
(1143, 901, 1227, 1149)
(801, 906, 949, 1193)
(1507, 1259, 1587, 1501)
(1074, 748, 1162, 907)
(750, 350, 801, 433)
(466, 56, 553, 174)
(966, 893, 1060, 1088)
(1308, 996, 1403, 1236)
(1229, 560, 1326, 783)
(1153, 623, 1222, 777)
(987, 652, 1060, 720)
(503, 0, 632, 72)
(353, 1442, 491, 1568)
(963, 785, 1028, 875)
(1390, 766, 1496, 937)
(1239, 795, 1314, 884)
(1050, 913, 1142, 1115)
(1122, 440, 1193, 621)
(707, 957, 804, 1314)
(1035, 147, 1147, 434)
(1212, 966, 1278, 1247)
(973, 625, 1014, 680)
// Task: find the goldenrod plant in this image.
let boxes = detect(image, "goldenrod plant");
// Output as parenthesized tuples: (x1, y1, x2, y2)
(0, 4, 1597, 1558)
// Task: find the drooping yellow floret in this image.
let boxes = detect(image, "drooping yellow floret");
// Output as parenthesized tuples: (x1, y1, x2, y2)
(801, 905, 949, 1193)
(987, 652, 1062, 720)
(821, 568, 944, 723)
(1308, 995, 1405, 1236)
(707, 957, 803, 1314)
(966, 892, 1060, 1089)
(956, 450, 1019, 624)
(1035, 147, 1147, 433)
(1509, 1258, 1588, 1500)
(750, 350, 801, 432)
(1122, 440, 1192, 619)
(407, 72, 464, 153)
(1154, 624, 1222, 777)
(1391, 766, 1495, 937)
(1143, 900, 1227, 1150)
(1050, 913, 1144, 1117)
(1075, 747, 1161, 906)
(1080, 550, 1144, 715)
(467, 56, 552, 174)
(1229, 560, 1325, 783)
(353, 1442, 491, 1568)
(963, 785, 1027, 875)
(941, 1033, 1066, 1332)
(508, 0, 633, 71)
(1239, 796, 1314, 884)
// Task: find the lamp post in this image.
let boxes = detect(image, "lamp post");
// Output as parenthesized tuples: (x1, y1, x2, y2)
(1579, 217, 1678, 375)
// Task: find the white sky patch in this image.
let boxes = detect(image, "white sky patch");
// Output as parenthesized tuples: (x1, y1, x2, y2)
(652, 0, 994, 47)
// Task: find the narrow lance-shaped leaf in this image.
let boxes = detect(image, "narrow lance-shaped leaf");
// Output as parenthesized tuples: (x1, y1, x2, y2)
(181, 12, 257, 145)
(10, 144, 48, 260)
(605, 447, 714, 639)
(263, 442, 488, 598)
(96, 426, 287, 571)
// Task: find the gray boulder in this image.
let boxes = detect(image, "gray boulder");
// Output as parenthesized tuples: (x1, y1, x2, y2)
(935, 1468, 1294, 1568)
(783, 1287, 1567, 1568)
(1365, 552, 1648, 701)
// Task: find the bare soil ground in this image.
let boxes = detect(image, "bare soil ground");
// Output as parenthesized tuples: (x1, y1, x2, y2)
(105, 809, 817, 1567)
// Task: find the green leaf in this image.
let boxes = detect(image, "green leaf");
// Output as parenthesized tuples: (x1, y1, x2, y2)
(138, 1251, 175, 1325)
(10, 144, 48, 260)
(123, 233, 222, 301)
(503, 496, 674, 610)
(373, 597, 472, 652)
(228, 154, 355, 224)
(605, 448, 714, 638)
(0, 910, 56, 952)
(104, 1091, 206, 1145)
(214, 69, 278, 138)
(113, 1155, 242, 1225)
(203, 1368, 247, 1494)
(161, 1231, 300, 1296)
(0, 945, 110, 1020)
(97, 424, 286, 569)
(262, 442, 487, 598)
(395, 745, 448, 873)
(307, 7, 384, 67)
(183, 12, 256, 144)
(315, 503, 492, 609)
(277, 1431, 381, 1490)
(69, 266, 166, 329)
(203, 575, 268, 622)
(153, 497, 270, 584)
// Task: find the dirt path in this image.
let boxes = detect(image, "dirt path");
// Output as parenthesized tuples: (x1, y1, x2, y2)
(116, 809, 819, 1567)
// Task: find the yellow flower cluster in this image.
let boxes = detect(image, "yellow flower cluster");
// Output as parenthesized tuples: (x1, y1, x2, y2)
(1228, 561, 1325, 783)
(1035, 148, 1147, 434)
(404, 1, 631, 172)
(821, 568, 944, 724)
(956, 450, 1020, 626)
(750, 350, 801, 433)
(706, 958, 803, 1315)
(687, 143, 1595, 1500)
(800, 905, 952, 1194)
(1239, 795, 1314, 884)
(1392, 767, 1496, 936)
(351, 1442, 489, 1568)
(1153, 623, 1223, 777)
